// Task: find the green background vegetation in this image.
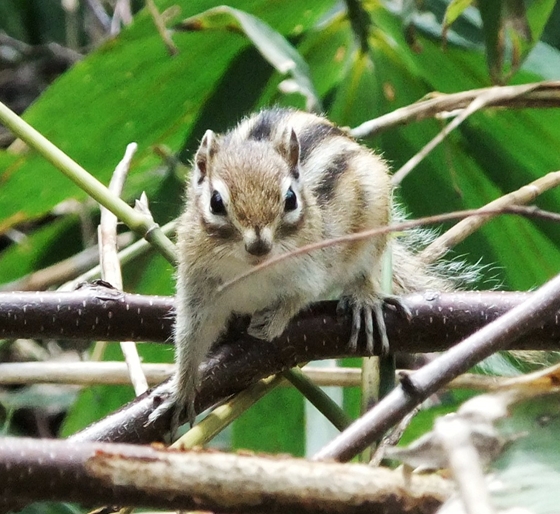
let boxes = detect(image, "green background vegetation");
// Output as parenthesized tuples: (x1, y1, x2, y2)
(1, 0, 560, 479)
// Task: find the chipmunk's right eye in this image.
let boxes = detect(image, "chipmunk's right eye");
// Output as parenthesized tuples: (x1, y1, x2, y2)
(210, 191, 226, 215)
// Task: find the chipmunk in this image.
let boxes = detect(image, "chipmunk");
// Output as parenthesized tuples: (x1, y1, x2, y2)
(158, 107, 459, 428)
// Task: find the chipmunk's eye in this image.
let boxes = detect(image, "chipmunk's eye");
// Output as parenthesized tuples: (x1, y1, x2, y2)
(210, 190, 226, 215)
(284, 187, 298, 212)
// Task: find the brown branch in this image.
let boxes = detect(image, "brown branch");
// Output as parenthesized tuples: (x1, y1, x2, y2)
(62, 289, 560, 444)
(0, 437, 451, 513)
(3, 285, 560, 351)
(3, 282, 560, 444)
(0, 282, 175, 343)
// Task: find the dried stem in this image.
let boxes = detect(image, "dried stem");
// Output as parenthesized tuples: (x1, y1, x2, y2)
(350, 81, 560, 139)
(421, 169, 560, 263)
(391, 84, 538, 184)
(218, 205, 560, 294)
(96, 143, 147, 395)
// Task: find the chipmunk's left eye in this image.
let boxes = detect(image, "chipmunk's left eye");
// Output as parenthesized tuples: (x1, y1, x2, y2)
(210, 190, 226, 215)
(284, 187, 297, 212)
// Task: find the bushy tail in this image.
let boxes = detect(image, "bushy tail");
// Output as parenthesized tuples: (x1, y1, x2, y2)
(390, 222, 480, 295)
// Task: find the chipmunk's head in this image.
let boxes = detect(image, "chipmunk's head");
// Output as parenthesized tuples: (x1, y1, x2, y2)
(191, 127, 306, 262)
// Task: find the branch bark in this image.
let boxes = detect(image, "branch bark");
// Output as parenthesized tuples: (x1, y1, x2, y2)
(2, 284, 560, 351)
(44, 285, 557, 445)
(0, 436, 451, 513)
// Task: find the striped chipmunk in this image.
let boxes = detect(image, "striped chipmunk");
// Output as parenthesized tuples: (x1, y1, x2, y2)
(155, 107, 460, 428)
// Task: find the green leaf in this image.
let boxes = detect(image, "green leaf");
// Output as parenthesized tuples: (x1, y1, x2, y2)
(0, 0, 333, 232)
(478, 1, 504, 83)
(232, 386, 305, 456)
(176, 6, 321, 112)
(443, 0, 476, 29)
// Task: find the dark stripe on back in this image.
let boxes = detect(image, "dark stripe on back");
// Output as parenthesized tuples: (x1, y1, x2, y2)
(313, 150, 355, 205)
(247, 109, 290, 141)
(298, 123, 346, 163)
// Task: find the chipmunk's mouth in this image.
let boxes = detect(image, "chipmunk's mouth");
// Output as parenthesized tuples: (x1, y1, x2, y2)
(245, 253, 269, 266)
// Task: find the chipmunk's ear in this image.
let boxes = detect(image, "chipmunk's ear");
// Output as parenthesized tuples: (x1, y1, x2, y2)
(277, 128, 300, 179)
(194, 130, 218, 184)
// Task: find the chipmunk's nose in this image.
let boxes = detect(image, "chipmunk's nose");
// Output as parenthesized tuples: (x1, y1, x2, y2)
(244, 227, 272, 256)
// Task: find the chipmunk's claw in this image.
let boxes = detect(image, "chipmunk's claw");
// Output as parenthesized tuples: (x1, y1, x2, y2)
(338, 294, 410, 356)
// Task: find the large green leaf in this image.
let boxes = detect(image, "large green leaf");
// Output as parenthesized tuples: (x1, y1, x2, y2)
(0, 0, 334, 232)
(177, 6, 321, 111)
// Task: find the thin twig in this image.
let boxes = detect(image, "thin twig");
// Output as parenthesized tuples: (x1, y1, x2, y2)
(436, 417, 495, 514)
(83, 0, 112, 32)
(111, 0, 133, 34)
(421, 169, 560, 263)
(145, 0, 178, 55)
(0, 362, 514, 391)
(391, 84, 538, 184)
(60, 220, 176, 291)
(350, 81, 560, 139)
(172, 374, 284, 450)
(97, 143, 147, 395)
(0, 233, 133, 291)
(217, 205, 560, 294)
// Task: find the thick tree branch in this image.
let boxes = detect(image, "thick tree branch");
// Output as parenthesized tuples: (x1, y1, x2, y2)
(45, 286, 558, 444)
(2, 284, 560, 351)
(0, 437, 451, 513)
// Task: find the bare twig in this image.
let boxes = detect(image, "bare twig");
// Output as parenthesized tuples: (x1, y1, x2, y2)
(83, 0, 112, 33)
(436, 417, 495, 514)
(421, 170, 560, 263)
(369, 408, 419, 467)
(145, 0, 178, 55)
(0, 362, 508, 392)
(312, 270, 560, 462)
(0, 362, 174, 386)
(60, 219, 176, 291)
(0, 233, 133, 291)
(111, 0, 133, 34)
(391, 84, 538, 184)
(97, 143, 147, 395)
(350, 81, 560, 139)
(217, 205, 560, 294)
(172, 374, 285, 450)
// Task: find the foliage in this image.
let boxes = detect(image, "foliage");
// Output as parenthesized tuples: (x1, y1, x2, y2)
(1, 0, 560, 503)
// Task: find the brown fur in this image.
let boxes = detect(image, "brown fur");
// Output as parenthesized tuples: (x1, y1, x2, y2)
(154, 108, 454, 429)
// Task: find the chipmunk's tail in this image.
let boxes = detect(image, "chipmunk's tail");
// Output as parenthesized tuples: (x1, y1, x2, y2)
(390, 220, 481, 295)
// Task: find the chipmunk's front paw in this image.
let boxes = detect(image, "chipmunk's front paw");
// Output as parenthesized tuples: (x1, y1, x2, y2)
(248, 308, 289, 341)
(337, 295, 410, 355)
